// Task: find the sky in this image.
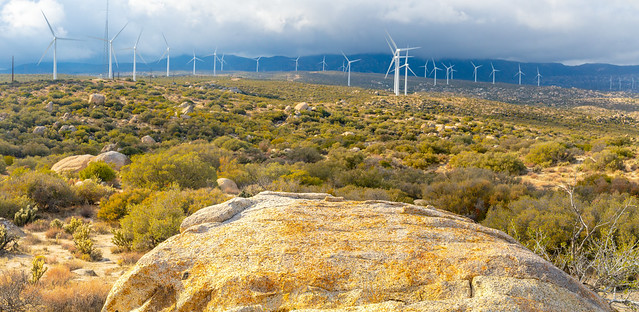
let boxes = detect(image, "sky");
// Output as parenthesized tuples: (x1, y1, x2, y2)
(1, 0, 639, 68)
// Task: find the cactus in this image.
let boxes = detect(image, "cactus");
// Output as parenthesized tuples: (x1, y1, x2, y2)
(13, 204, 38, 227)
(0, 225, 18, 253)
(73, 224, 102, 261)
(49, 218, 63, 229)
(63, 216, 83, 234)
(30, 255, 48, 284)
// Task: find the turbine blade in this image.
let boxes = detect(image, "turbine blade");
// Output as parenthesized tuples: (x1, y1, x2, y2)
(112, 46, 120, 68)
(138, 53, 149, 65)
(341, 51, 349, 62)
(408, 66, 417, 76)
(384, 59, 394, 78)
(38, 40, 55, 65)
(385, 30, 398, 50)
(41, 11, 55, 36)
(135, 29, 143, 47)
(162, 33, 169, 47)
(88, 36, 107, 42)
(112, 22, 128, 41)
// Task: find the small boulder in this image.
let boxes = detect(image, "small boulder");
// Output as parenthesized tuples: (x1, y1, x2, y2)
(72, 269, 98, 277)
(58, 125, 77, 133)
(61, 112, 71, 121)
(51, 155, 95, 174)
(294, 102, 310, 111)
(182, 105, 194, 115)
(91, 151, 131, 170)
(177, 102, 191, 109)
(217, 178, 240, 195)
(141, 135, 156, 144)
(88, 94, 106, 105)
(45, 102, 54, 113)
(32, 126, 46, 134)
(0, 218, 26, 238)
(101, 143, 118, 153)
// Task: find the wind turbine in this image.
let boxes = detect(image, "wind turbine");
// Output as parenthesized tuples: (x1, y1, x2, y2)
(206, 48, 219, 76)
(384, 32, 419, 96)
(105, 23, 127, 79)
(255, 56, 261, 72)
(450, 64, 457, 80)
(401, 49, 418, 95)
(471, 61, 482, 82)
(442, 63, 452, 85)
(420, 59, 429, 79)
(187, 50, 203, 75)
(535, 67, 542, 87)
(38, 11, 78, 80)
(130, 30, 144, 81)
(515, 64, 524, 85)
(489, 62, 499, 84)
(158, 33, 170, 77)
(341, 51, 360, 87)
(293, 56, 300, 72)
(319, 56, 328, 71)
(430, 59, 442, 86)
(220, 53, 226, 71)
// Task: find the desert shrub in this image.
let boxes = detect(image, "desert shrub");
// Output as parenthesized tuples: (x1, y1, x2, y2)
(24, 219, 49, 232)
(49, 219, 63, 229)
(525, 141, 574, 167)
(0, 158, 5, 174)
(72, 224, 102, 261)
(42, 265, 72, 287)
(45, 227, 68, 240)
(30, 255, 48, 284)
(0, 194, 33, 219)
(287, 145, 323, 163)
(449, 151, 526, 175)
(334, 185, 412, 203)
(78, 161, 116, 182)
(97, 188, 152, 222)
(111, 228, 133, 252)
(38, 279, 111, 312)
(0, 270, 40, 311)
(4, 171, 78, 211)
(63, 217, 84, 235)
(422, 168, 529, 221)
(73, 179, 115, 205)
(583, 150, 624, 172)
(575, 174, 639, 200)
(13, 204, 38, 227)
(0, 225, 19, 254)
(117, 251, 144, 266)
(121, 150, 217, 190)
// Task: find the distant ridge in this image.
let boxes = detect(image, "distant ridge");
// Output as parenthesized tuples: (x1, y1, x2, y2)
(4, 54, 639, 91)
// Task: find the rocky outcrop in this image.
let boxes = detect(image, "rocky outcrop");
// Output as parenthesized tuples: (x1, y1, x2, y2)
(216, 178, 240, 195)
(91, 151, 131, 170)
(51, 155, 95, 174)
(141, 135, 156, 144)
(102, 192, 612, 312)
(295, 102, 310, 111)
(89, 94, 106, 105)
(0, 218, 25, 238)
(32, 126, 46, 134)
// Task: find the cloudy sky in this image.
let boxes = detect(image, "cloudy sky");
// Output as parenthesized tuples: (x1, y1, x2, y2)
(1, 0, 639, 68)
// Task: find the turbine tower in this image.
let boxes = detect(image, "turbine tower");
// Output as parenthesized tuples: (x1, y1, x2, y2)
(489, 62, 499, 84)
(420, 59, 429, 78)
(206, 48, 219, 76)
(535, 67, 542, 87)
(515, 64, 524, 85)
(131, 30, 144, 81)
(255, 56, 261, 72)
(430, 59, 442, 86)
(158, 33, 170, 77)
(39, 11, 77, 80)
(450, 65, 457, 80)
(341, 51, 360, 87)
(187, 51, 203, 75)
(384, 32, 418, 96)
(104, 23, 127, 79)
(319, 56, 328, 71)
(293, 56, 300, 72)
(442, 63, 452, 85)
(220, 53, 226, 71)
(401, 49, 418, 95)
(471, 61, 482, 82)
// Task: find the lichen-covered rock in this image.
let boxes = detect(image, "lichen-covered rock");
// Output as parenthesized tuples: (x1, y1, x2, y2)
(216, 178, 240, 195)
(102, 192, 612, 312)
(51, 154, 95, 174)
(295, 102, 310, 111)
(141, 135, 156, 144)
(0, 218, 25, 238)
(32, 126, 46, 134)
(91, 151, 131, 170)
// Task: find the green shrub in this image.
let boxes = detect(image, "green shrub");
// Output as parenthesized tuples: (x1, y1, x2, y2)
(78, 161, 116, 182)
(63, 217, 84, 235)
(583, 150, 624, 172)
(4, 171, 78, 211)
(13, 204, 38, 227)
(49, 219, 63, 229)
(449, 151, 526, 175)
(73, 179, 115, 205)
(0, 194, 33, 219)
(72, 224, 102, 261)
(97, 188, 152, 222)
(525, 141, 574, 167)
(30, 255, 47, 284)
(121, 150, 217, 190)
(0, 225, 18, 254)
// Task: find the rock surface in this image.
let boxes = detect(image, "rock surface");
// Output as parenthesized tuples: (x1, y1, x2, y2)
(51, 154, 95, 174)
(295, 102, 310, 111)
(217, 178, 240, 195)
(91, 151, 131, 170)
(141, 135, 156, 144)
(0, 218, 26, 238)
(89, 94, 106, 105)
(102, 192, 612, 312)
(32, 126, 46, 134)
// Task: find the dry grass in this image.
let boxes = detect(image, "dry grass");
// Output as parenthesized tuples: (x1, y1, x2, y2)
(117, 251, 144, 266)
(24, 219, 50, 232)
(92, 221, 111, 235)
(62, 259, 84, 271)
(37, 279, 112, 312)
(42, 265, 72, 287)
(44, 227, 71, 240)
(21, 233, 43, 246)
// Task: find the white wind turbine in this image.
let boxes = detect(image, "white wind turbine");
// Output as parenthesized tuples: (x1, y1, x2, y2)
(535, 67, 542, 87)
(420, 59, 429, 78)
(341, 51, 360, 87)
(96, 22, 127, 79)
(319, 56, 328, 71)
(430, 59, 442, 86)
(206, 48, 219, 76)
(490, 62, 499, 84)
(220, 53, 226, 71)
(293, 56, 300, 71)
(187, 50, 203, 75)
(471, 61, 482, 82)
(442, 63, 452, 85)
(158, 33, 171, 77)
(384, 32, 418, 96)
(401, 49, 418, 95)
(129, 30, 145, 81)
(255, 56, 261, 72)
(450, 64, 457, 80)
(38, 11, 78, 80)
(515, 64, 524, 85)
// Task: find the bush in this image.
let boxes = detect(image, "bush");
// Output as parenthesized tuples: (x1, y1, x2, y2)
(14, 204, 38, 227)
(63, 217, 84, 235)
(38, 279, 111, 312)
(121, 150, 217, 190)
(583, 150, 624, 172)
(78, 162, 116, 182)
(72, 224, 102, 261)
(4, 171, 78, 211)
(30, 255, 48, 284)
(0, 225, 19, 254)
(0, 194, 33, 219)
(97, 188, 153, 222)
(525, 141, 574, 167)
(0, 270, 39, 311)
(449, 151, 526, 175)
(73, 179, 115, 205)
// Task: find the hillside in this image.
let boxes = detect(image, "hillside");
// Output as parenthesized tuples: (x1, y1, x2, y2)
(0, 76, 638, 310)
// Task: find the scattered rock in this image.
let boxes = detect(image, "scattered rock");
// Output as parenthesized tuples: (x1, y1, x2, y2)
(51, 155, 95, 174)
(88, 94, 106, 105)
(181, 105, 194, 115)
(45, 101, 54, 113)
(141, 135, 156, 144)
(72, 269, 98, 277)
(61, 112, 71, 121)
(341, 131, 355, 136)
(91, 151, 131, 170)
(181, 114, 191, 119)
(349, 147, 360, 152)
(103, 192, 611, 312)
(0, 218, 26, 238)
(32, 126, 46, 134)
(284, 105, 292, 112)
(216, 178, 240, 195)
(413, 199, 429, 206)
(129, 115, 139, 124)
(177, 102, 191, 109)
(101, 143, 118, 153)
(294, 102, 310, 111)
(58, 125, 77, 133)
